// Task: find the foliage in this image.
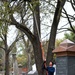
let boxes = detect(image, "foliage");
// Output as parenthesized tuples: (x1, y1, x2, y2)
(0, 59, 3, 71)
(63, 26, 75, 42)
(64, 32, 75, 42)
(17, 54, 28, 67)
(55, 39, 64, 47)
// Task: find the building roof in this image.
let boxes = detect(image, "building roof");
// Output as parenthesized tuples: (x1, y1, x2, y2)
(53, 39, 75, 53)
(60, 39, 74, 47)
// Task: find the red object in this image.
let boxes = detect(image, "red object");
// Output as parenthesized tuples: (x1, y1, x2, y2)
(22, 68, 28, 72)
(40, 42, 45, 60)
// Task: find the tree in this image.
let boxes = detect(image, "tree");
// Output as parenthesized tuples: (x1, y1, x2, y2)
(55, 39, 64, 47)
(0, 25, 18, 75)
(0, 41, 5, 71)
(16, 32, 33, 71)
(46, 0, 66, 65)
(9, 0, 43, 74)
(17, 54, 28, 67)
(0, 2, 23, 75)
(0, 3, 10, 73)
(10, 0, 66, 74)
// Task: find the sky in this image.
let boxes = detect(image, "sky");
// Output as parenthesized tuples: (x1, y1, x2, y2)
(7, 25, 18, 46)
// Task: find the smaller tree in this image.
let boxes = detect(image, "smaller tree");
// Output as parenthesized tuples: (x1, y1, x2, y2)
(17, 54, 28, 67)
(64, 32, 75, 42)
(55, 39, 64, 47)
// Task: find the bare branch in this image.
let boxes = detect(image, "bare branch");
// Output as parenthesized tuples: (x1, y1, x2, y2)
(10, 14, 35, 43)
(42, 32, 50, 40)
(8, 33, 24, 52)
(57, 30, 68, 34)
(0, 35, 4, 42)
(70, 0, 75, 11)
(62, 11, 75, 21)
(63, 8, 75, 33)
(0, 46, 5, 51)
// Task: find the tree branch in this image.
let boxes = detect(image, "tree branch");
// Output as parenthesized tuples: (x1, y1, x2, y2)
(0, 46, 5, 51)
(8, 33, 24, 52)
(70, 0, 75, 11)
(10, 14, 36, 43)
(63, 8, 75, 33)
(0, 35, 5, 42)
(62, 11, 75, 20)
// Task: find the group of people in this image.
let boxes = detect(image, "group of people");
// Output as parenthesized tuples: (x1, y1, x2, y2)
(42, 61, 55, 75)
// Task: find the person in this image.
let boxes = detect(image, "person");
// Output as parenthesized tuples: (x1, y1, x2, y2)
(42, 60, 46, 70)
(44, 61, 55, 75)
(53, 62, 56, 75)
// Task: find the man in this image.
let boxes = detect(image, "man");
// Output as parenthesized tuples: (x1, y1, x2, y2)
(44, 61, 55, 75)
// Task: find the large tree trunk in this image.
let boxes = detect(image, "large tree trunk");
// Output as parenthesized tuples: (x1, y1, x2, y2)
(32, 39, 43, 75)
(4, 34, 10, 75)
(46, 0, 66, 65)
(5, 52, 9, 75)
(32, 0, 44, 74)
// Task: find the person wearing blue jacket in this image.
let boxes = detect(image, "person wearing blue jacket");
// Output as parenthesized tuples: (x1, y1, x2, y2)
(44, 61, 55, 75)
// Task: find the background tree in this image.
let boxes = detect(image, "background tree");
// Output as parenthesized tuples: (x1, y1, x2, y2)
(0, 2, 23, 75)
(16, 32, 33, 71)
(17, 54, 28, 67)
(55, 39, 64, 47)
(64, 31, 75, 42)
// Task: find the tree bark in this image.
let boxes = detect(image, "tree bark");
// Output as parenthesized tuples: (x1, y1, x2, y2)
(32, 40, 43, 75)
(32, 0, 44, 75)
(5, 52, 9, 75)
(4, 34, 10, 75)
